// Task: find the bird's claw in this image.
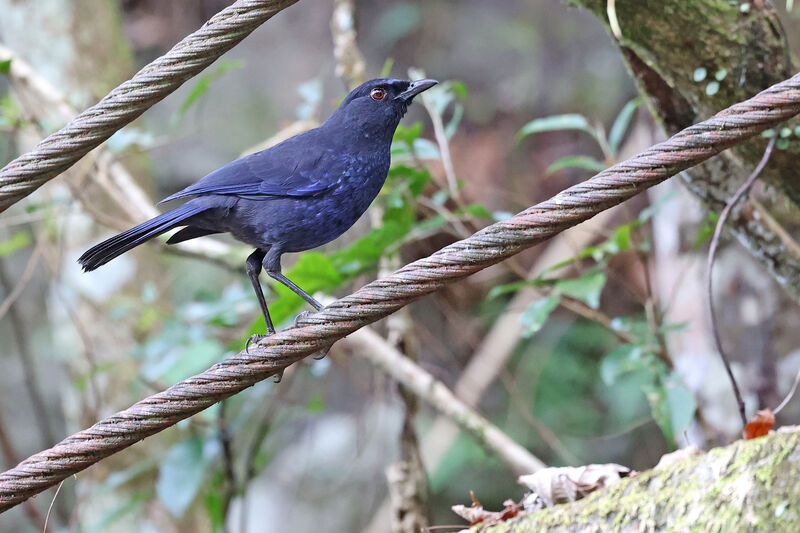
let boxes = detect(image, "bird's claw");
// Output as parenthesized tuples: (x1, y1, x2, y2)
(292, 311, 328, 360)
(245, 333, 283, 382)
(294, 310, 313, 327)
(245, 334, 268, 354)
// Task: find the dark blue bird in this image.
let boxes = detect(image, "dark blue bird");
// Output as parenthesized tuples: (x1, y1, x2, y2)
(79, 78, 437, 347)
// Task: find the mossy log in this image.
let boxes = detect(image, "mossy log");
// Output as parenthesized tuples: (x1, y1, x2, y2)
(569, 0, 800, 300)
(476, 428, 800, 532)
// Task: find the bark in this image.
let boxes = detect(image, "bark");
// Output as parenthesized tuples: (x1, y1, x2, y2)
(478, 427, 800, 532)
(570, 0, 800, 300)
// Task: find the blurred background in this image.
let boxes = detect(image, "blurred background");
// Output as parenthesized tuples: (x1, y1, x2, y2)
(1, 1, 800, 531)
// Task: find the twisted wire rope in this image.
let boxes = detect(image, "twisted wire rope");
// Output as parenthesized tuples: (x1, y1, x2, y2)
(0, 0, 299, 212)
(2, 71, 800, 512)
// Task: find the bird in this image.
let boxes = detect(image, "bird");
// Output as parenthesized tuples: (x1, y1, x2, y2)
(78, 77, 438, 352)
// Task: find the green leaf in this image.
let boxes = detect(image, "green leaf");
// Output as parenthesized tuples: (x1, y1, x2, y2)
(663, 372, 695, 439)
(643, 372, 695, 446)
(520, 295, 559, 337)
(555, 271, 606, 309)
(0, 59, 11, 75)
(608, 98, 640, 155)
(693, 211, 719, 249)
(412, 214, 447, 234)
(204, 485, 225, 532)
(609, 316, 655, 346)
(459, 203, 492, 219)
(163, 339, 226, 383)
(444, 103, 464, 139)
(540, 218, 647, 274)
(306, 394, 327, 414)
(448, 81, 468, 100)
(612, 224, 631, 252)
(545, 155, 607, 176)
(156, 438, 209, 518)
(264, 252, 343, 327)
(600, 344, 646, 385)
(517, 114, 596, 142)
(487, 280, 535, 300)
(643, 381, 673, 442)
(332, 219, 411, 276)
(380, 58, 395, 78)
(0, 231, 31, 257)
(388, 165, 430, 197)
(412, 138, 441, 160)
(393, 122, 423, 144)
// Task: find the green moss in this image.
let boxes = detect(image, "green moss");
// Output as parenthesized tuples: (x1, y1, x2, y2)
(479, 431, 800, 532)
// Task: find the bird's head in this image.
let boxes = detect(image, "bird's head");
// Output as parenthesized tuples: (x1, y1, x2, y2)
(328, 78, 438, 139)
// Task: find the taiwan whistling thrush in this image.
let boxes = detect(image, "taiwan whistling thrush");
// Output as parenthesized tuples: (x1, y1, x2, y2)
(78, 78, 438, 349)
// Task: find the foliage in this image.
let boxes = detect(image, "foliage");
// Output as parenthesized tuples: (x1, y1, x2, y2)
(495, 114, 694, 446)
(519, 99, 641, 176)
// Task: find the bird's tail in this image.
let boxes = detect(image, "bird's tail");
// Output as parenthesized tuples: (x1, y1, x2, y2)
(78, 203, 207, 272)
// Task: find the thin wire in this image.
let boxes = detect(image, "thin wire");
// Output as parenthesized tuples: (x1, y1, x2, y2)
(705, 136, 777, 428)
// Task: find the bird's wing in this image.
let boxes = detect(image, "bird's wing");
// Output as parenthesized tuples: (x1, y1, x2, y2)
(160, 140, 336, 203)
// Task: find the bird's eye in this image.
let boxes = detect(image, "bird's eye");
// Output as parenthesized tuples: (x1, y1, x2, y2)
(370, 88, 387, 101)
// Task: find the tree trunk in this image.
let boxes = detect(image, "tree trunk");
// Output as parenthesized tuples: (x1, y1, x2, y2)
(479, 427, 800, 532)
(570, 0, 800, 300)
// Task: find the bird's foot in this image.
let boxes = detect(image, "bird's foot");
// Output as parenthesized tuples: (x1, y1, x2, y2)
(245, 333, 284, 382)
(293, 312, 329, 360)
(293, 311, 313, 327)
(245, 334, 269, 354)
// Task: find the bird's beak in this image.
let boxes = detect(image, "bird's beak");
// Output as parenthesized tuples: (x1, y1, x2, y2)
(396, 79, 438, 102)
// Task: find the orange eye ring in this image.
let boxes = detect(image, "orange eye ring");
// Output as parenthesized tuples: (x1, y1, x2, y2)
(370, 88, 387, 101)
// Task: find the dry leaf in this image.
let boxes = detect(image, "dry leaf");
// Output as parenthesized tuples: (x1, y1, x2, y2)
(451, 495, 522, 526)
(743, 409, 775, 440)
(517, 463, 630, 509)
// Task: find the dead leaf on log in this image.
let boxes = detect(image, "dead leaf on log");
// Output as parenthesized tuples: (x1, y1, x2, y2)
(517, 463, 630, 510)
(743, 409, 775, 440)
(451, 493, 522, 527)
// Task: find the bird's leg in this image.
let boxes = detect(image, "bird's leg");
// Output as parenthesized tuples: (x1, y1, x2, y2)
(264, 248, 328, 360)
(263, 247, 323, 310)
(243, 251, 277, 356)
(245, 250, 283, 382)
(269, 271, 324, 310)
